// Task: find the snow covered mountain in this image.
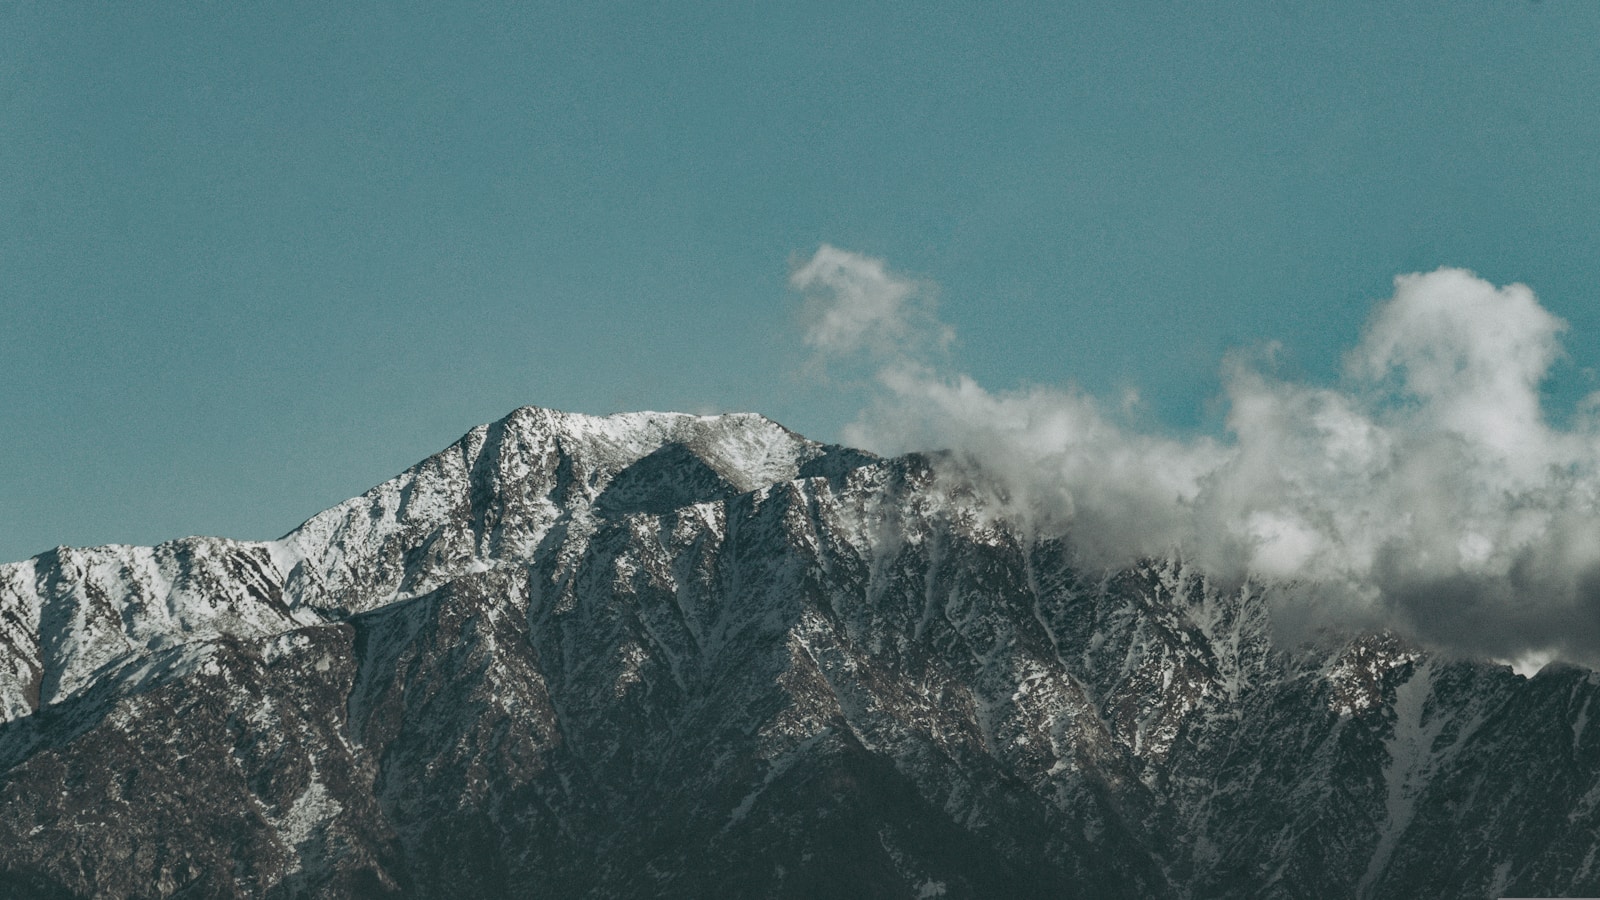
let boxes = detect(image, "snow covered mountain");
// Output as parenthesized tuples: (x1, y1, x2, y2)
(1, 406, 1597, 898)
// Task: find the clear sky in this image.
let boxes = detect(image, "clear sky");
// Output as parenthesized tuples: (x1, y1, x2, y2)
(3, 1, 1598, 563)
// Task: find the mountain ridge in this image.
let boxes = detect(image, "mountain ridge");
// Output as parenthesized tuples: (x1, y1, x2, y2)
(1, 405, 1596, 898)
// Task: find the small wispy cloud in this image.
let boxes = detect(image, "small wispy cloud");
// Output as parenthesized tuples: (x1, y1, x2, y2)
(791, 244, 953, 361)
(791, 245, 1600, 667)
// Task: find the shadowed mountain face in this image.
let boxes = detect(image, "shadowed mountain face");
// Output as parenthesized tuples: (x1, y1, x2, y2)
(1, 406, 1598, 899)
(593, 442, 742, 517)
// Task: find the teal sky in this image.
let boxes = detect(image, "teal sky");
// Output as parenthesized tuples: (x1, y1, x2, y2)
(3, 1, 1598, 562)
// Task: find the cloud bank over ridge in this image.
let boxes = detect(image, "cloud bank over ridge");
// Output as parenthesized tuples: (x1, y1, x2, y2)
(791, 245, 1600, 667)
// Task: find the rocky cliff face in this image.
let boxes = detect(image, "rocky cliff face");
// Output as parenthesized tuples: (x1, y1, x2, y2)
(1, 406, 1597, 898)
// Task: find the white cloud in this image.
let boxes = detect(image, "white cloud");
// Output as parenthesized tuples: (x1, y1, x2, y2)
(790, 244, 952, 360)
(791, 247, 1600, 667)
(1349, 268, 1567, 468)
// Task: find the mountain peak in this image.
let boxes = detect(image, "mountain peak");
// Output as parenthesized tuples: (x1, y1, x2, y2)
(493, 404, 814, 491)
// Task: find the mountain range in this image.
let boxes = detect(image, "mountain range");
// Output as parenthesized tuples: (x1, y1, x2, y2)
(2, 406, 1597, 898)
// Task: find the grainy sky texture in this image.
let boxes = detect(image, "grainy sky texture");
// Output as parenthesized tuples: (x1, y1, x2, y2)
(3, 2, 1599, 567)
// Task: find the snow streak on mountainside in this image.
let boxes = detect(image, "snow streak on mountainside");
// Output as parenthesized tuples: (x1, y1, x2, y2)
(1, 406, 1597, 898)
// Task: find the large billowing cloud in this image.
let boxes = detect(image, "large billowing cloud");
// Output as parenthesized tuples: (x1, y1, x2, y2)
(791, 245, 1600, 669)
